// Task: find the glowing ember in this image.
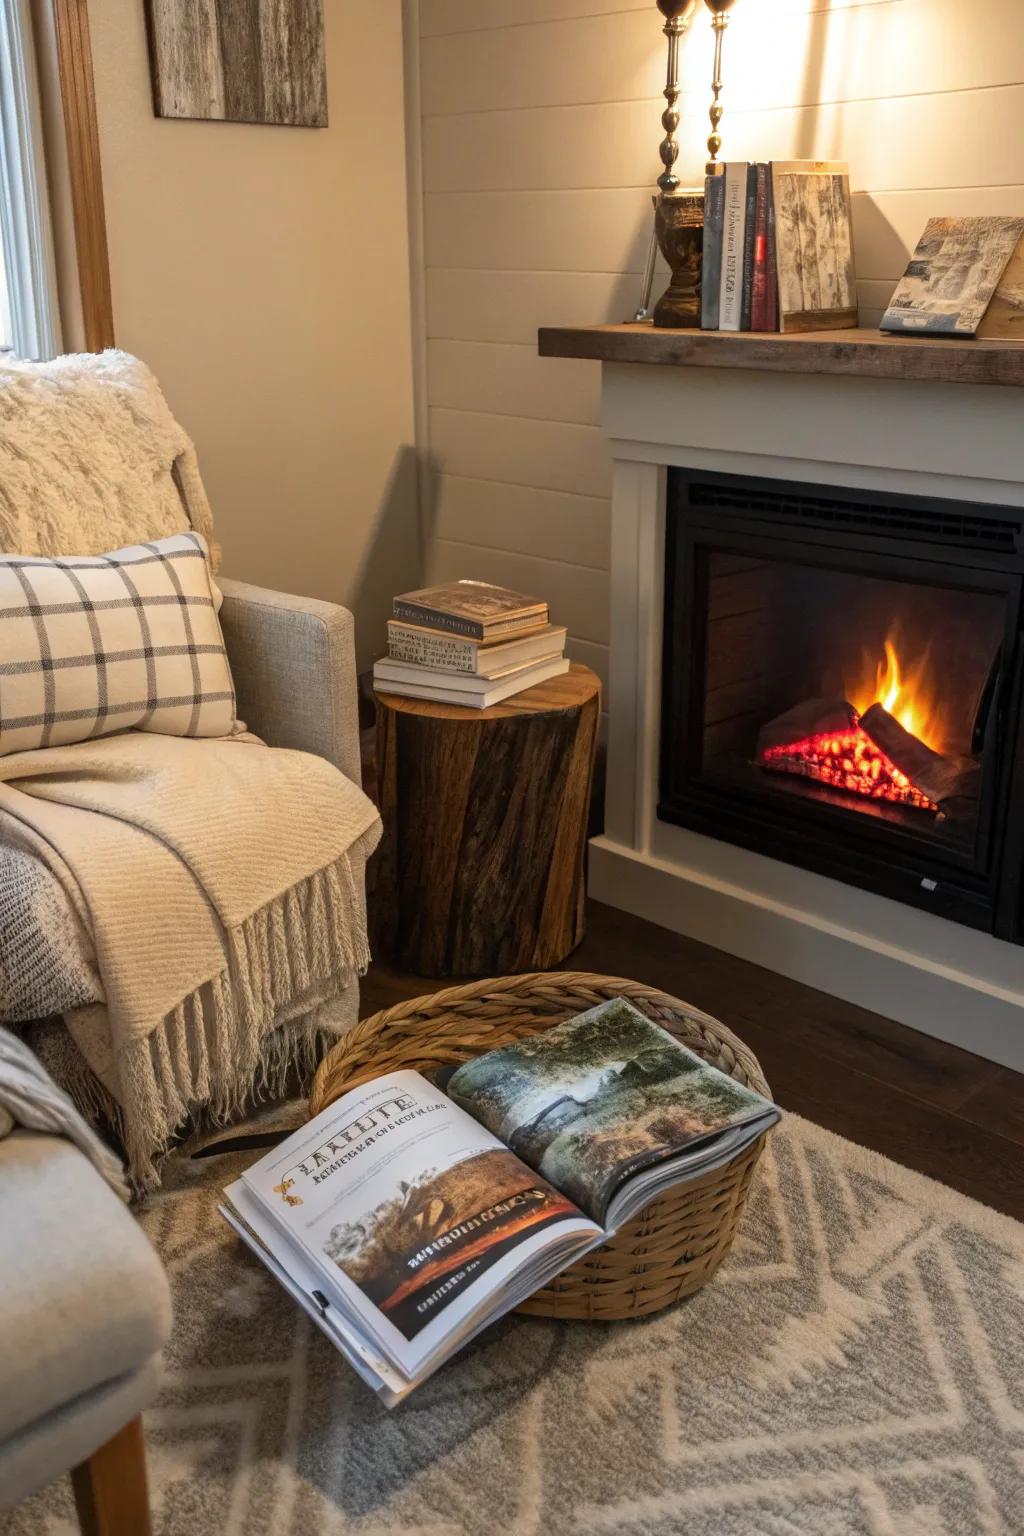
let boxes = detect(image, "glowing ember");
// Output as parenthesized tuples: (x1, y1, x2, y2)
(759, 715, 939, 812)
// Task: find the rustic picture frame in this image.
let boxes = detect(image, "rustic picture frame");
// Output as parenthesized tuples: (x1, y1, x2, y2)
(144, 0, 328, 129)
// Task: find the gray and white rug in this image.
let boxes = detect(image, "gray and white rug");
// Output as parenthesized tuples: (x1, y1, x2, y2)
(8, 1115, 1024, 1535)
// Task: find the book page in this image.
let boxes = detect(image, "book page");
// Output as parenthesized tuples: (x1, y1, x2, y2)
(445, 1000, 775, 1227)
(239, 1071, 595, 1373)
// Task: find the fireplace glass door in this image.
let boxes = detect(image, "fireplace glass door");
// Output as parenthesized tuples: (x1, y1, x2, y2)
(699, 550, 1005, 850)
(661, 471, 1024, 937)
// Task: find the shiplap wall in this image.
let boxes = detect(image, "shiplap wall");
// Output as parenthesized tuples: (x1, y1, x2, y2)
(414, 0, 1024, 692)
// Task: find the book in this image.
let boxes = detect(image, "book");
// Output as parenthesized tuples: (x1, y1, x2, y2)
(386, 620, 567, 677)
(750, 163, 778, 332)
(700, 168, 726, 330)
(765, 169, 779, 331)
(718, 162, 750, 331)
(394, 580, 548, 640)
(770, 160, 857, 333)
(220, 998, 781, 1404)
(374, 651, 565, 693)
(739, 164, 758, 331)
(372, 655, 570, 708)
(978, 231, 1024, 339)
(882, 216, 1024, 337)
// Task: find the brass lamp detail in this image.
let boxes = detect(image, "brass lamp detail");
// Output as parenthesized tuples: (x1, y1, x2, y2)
(651, 1, 702, 329)
(704, 0, 740, 175)
(656, 0, 697, 196)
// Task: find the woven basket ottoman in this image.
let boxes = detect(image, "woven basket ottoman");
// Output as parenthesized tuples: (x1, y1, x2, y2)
(308, 972, 772, 1322)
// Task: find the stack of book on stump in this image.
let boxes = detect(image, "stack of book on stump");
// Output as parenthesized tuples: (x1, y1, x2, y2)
(373, 580, 569, 708)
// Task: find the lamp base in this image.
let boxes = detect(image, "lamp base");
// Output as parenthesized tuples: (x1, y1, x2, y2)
(652, 190, 704, 330)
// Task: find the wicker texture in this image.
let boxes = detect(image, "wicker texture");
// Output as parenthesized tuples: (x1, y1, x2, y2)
(309, 973, 772, 1321)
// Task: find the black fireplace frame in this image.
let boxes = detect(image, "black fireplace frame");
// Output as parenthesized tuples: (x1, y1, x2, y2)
(660, 468, 1024, 945)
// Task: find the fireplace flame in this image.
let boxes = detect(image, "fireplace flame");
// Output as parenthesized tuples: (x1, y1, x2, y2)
(850, 633, 946, 755)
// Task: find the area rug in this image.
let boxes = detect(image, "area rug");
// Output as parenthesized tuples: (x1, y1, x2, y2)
(7, 1115, 1024, 1536)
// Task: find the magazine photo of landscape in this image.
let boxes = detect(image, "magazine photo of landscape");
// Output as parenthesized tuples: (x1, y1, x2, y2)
(881, 215, 1024, 335)
(322, 1148, 579, 1339)
(446, 1000, 770, 1225)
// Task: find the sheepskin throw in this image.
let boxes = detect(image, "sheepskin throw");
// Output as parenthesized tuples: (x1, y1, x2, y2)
(0, 349, 218, 566)
(0, 732, 381, 1188)
(0, 531, 237, 756)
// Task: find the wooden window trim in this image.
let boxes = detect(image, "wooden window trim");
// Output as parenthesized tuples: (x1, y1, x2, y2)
(52, 0, 113, 350)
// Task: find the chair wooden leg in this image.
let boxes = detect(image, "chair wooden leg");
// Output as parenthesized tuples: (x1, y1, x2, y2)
(70, 1415, 153, 1536)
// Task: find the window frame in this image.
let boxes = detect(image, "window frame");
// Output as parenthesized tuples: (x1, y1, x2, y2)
(52, 0, 113, 352)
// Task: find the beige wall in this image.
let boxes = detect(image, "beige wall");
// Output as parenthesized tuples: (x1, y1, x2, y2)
(413, 0, 1024, 696)
(86, 0, 418, 664)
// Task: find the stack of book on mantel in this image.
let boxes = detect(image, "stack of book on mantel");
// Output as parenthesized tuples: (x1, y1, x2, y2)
(372, 580, 569, 707)
(702, 160, 857, 335)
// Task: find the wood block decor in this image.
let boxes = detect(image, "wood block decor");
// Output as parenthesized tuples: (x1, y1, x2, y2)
(371, 664, 601, 976)
(144, 0, 327, 128)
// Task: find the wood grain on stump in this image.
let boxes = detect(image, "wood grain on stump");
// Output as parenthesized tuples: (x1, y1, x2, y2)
(371, 664, 601, 977)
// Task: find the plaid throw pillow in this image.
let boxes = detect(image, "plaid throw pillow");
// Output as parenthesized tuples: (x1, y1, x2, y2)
(0, 532, 237, 756)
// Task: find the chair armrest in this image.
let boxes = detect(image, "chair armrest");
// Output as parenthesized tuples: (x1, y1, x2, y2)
(218, 577, 361, 785)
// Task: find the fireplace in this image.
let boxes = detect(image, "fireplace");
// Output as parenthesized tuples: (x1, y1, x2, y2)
(661, 470, 1024, 942)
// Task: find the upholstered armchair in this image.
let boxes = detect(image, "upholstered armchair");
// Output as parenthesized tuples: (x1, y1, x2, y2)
(0, 350, 369, 1040)
(0, 351, 369, 1532)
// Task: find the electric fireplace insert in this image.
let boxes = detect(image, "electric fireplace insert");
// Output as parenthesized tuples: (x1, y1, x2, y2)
(660, 469, 1024, 943)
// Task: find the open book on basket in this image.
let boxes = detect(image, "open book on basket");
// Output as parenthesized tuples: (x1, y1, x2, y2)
(220, 999, 780, 1406)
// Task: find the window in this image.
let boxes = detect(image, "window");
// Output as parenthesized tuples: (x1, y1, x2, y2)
(0, 236, 11, 352)
(0, 0, 61, 359)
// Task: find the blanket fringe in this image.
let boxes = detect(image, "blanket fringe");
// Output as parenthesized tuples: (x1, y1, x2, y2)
(110, 850, 369, 1190)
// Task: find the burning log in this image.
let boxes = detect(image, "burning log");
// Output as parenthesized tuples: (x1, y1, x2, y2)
(755, 697, 976, 813)
(756, 699, 857, 756)
(858, 703, 980, 806)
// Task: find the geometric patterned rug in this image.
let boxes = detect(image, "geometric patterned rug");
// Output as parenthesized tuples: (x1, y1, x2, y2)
(6, 1114, 1024, 1535)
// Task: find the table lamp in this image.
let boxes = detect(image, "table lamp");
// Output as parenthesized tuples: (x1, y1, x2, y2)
(650, 1, 702, 328)
(704, 0, 740, 175)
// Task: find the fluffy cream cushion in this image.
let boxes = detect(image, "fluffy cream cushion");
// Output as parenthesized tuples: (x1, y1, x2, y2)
(0, 532, 236, 756)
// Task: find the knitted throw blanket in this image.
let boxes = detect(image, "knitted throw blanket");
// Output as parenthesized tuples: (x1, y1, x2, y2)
(0, 732, 381, 1188)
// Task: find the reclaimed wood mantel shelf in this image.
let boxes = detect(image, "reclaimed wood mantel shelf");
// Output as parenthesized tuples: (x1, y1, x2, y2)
(537, 323, 1024, 389)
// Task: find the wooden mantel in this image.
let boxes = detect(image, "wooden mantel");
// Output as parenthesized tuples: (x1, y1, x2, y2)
(538, 323, 1024, 389)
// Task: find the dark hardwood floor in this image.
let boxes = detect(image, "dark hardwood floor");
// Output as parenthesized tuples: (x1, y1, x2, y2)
(363, 898, 1024, 1222)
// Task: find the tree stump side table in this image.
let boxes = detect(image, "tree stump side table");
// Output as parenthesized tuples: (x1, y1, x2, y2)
(370, 663, 601, 976)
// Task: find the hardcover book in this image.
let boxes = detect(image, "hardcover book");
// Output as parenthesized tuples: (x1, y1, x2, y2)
(221, 999, 780, 1404)
(372, 655, 570, 708)
(771, 160, 857, 333)
(739, 165, 758, 331)
(394, 580, 548, 640)
(881, 216, 1024, 336)
(701, 168, 726, 330)
(386, 620, 566, 676)
(718, 162, 750, 332)
(750, 163, 778, 332)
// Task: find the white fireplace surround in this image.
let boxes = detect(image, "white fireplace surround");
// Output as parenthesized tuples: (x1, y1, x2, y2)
(591, 361, 1024, 1072)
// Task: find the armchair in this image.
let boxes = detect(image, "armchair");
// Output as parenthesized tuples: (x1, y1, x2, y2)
(0, 350, 370, 1039)
(0, 1126, 171, 1528)
(0, 350, 370, 1532)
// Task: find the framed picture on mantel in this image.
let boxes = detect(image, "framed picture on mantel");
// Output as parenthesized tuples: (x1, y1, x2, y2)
(144, 0, 328, 128)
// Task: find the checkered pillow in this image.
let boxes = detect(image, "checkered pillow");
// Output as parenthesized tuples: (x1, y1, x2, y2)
(0, 532, 238, 756)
